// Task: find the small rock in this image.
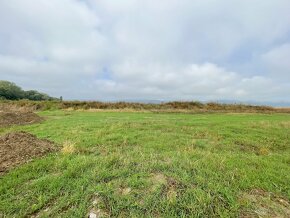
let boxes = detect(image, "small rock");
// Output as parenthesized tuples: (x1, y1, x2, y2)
(88, 212, 97, 218)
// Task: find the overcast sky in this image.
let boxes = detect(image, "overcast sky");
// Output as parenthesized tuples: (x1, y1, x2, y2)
(0, 0, 290, 102)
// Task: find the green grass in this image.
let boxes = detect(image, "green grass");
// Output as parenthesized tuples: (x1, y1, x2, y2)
(1, 111, 290, 217)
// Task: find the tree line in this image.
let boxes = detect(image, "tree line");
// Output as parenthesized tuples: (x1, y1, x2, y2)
(0, 80, 58, 101)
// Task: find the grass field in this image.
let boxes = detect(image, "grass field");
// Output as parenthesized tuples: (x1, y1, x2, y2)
(1, 111, 290, 217)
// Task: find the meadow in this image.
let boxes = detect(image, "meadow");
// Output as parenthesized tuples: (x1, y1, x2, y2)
(0, 110, 290, 217)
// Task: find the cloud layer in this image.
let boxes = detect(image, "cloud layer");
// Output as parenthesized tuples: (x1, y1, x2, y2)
(0, 0, 290, 101)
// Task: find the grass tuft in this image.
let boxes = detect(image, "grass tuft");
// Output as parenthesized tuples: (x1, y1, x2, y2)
(61, 141, 76, 154)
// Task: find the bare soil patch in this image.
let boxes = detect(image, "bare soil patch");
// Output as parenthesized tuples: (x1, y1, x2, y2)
(0, 111, 44, 127)
(0, 131, 57, 175)
(87, 194, 110, 218)
(149, 173, 186, 203)
(239, 189, 290, 217)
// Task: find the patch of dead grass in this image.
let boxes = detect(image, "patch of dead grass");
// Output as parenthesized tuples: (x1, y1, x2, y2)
(149, 173, 185, 203)
(118, 187, 132, 196)
(239, 189, 290, 217)
(280, 121, 290, 128)
(61, 141, 76, 154)
(257, 147, 270, 156)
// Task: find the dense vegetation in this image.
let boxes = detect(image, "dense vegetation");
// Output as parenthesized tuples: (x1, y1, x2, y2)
(0, 80, 56, 101)
(1, 99, 287, 113)
(1, 80, 288, 113)
(0, 111, 289, 217)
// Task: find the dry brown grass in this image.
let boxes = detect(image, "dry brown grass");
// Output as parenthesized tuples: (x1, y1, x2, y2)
(61, 141, 76, 154)
(239, 189, 290, 217)
(1, 100, 289, 113)
(275, 107, 290, 113)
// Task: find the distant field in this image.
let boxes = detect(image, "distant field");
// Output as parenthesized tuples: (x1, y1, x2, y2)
(1, 111, 290, 217)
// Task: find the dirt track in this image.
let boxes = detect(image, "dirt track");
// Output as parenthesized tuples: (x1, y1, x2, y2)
(0, 131, 57, 175)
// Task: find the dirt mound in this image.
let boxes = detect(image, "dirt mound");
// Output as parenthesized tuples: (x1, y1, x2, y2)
(0, 112, 44, 127)
(0, 131, 57, 175)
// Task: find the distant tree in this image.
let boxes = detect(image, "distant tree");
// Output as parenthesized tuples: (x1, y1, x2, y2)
(0, 80, 56, 101)
(24, 90, 51, 101)
(60, 96, 63, 101)
(0, 80, 24, 100)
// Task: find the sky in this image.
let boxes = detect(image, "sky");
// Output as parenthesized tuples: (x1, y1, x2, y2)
(0, 0, 290, 102)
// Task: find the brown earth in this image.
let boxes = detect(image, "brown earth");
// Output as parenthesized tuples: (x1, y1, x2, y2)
(0, 131, 57, 175)
(0, 111, 44, 127)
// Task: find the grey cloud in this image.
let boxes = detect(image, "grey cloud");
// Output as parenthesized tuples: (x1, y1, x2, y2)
(0, 0, 289, 101)
(260, 43, 290, 79)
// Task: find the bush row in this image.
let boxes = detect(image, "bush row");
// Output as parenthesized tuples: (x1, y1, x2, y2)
(0, 99, 284, 113)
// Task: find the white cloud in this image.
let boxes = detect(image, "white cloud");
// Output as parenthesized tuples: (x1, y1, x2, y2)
(92, 62, 285, 101)
(0, 0, 289, 101)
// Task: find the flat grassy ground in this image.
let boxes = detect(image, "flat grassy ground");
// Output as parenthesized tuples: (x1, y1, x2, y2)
(0, 111, 290, 217)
